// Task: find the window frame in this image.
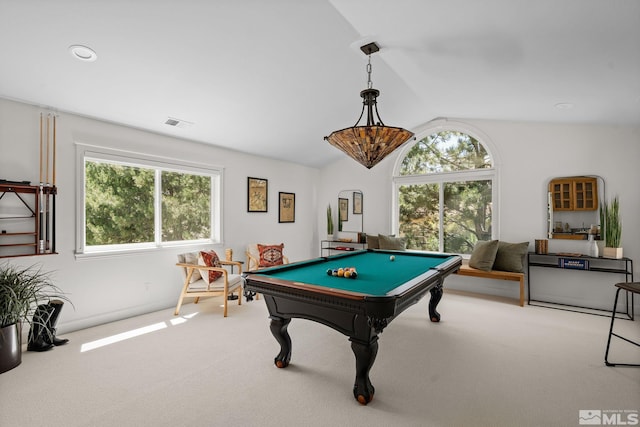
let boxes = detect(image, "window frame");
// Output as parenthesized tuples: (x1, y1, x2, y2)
(75, 143, 223, 258)
(391, 121, 500, 254)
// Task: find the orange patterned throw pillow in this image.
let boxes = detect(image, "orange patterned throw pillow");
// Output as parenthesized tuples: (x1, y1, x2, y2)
(198, 250, 223, 283)
(258, 243, 284, 267)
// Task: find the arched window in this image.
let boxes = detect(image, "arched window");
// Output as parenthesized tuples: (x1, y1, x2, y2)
(392, 128, 497, 254)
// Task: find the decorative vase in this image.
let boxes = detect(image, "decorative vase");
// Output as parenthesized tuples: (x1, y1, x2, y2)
(588, 235, 599, 258)
(602, 247, 623, 259)
(0, 323, 22, 374)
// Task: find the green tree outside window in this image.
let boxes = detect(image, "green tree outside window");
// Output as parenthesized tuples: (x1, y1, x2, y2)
(85, 160, 213, 248)
(161, 171, 211, 241)
(397, 131, 493, 254)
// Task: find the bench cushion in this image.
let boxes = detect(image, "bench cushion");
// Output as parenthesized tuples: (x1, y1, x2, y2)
(186, 274, 243, 291)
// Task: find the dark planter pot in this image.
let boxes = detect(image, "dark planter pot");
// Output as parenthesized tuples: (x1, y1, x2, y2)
(0, 323, 22, 374)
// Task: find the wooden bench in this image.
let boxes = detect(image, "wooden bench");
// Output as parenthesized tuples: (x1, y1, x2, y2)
(455, 261, 525, 307)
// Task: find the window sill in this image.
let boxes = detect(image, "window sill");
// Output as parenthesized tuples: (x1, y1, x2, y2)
(74, 240, 218, 261)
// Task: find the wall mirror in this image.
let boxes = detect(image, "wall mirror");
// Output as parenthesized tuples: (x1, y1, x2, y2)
(337, 190, 363, 235)
(547, 175, 604, 240)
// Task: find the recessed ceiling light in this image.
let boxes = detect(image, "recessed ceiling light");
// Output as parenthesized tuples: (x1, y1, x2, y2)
(69, 45, 97, 62)
(554, 102, 574, 110)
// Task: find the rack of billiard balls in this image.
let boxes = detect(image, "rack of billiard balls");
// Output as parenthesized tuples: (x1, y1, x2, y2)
(327, 267, 358, 279)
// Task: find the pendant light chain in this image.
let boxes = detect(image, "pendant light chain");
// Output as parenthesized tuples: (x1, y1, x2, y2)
(366, 55, 373, 89)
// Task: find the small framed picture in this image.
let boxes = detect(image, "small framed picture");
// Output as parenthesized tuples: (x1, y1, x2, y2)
(278, 192, 295, 223)
(353, 191, 362, 215)
(248, 177, 268, 212)
(339, 197, 348, 222)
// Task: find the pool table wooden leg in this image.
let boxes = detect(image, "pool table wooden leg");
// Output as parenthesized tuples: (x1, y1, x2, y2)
(429, 281, 444, 322)
(269, 316, 292, 368)
(350, 337, 378, 405)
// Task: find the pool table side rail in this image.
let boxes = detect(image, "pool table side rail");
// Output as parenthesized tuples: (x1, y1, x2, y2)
(384, 254, 461, 296)
(387, 255, 461, 316)
(244, 273, 369, 300)
(244, 274, 384, 328)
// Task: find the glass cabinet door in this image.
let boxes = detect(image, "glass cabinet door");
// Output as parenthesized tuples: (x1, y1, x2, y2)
(550, 179, 573, 211)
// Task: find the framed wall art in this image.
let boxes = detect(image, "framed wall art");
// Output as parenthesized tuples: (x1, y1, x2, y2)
(247, 177, 268, 212)
(353, 191, 362, 215)
(339, 197, 348, 222)
(278, 192, 295, 223)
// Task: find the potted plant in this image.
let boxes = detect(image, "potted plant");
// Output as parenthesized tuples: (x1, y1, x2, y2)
(0, 262, 69, 374)
(600, 196, 623, 259)
(326, 204, 334, 240)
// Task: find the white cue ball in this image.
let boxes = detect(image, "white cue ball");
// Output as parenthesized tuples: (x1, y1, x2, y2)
(390, 255, 395, 261)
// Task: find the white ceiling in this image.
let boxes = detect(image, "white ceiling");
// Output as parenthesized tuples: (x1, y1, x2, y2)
(1, 0, 638, 168)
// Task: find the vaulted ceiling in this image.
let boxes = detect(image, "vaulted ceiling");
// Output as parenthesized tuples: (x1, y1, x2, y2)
(1, 1, 638, 168)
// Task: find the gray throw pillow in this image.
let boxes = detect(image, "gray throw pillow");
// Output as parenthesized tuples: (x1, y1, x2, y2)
(366, 234, 380, 249)
(468, 240, 499, 271)
(378, 234, 407, 251)
(492, 241, 529, 273)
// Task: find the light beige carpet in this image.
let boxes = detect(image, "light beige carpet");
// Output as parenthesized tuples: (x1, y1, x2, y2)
(1, 290, 638, 427)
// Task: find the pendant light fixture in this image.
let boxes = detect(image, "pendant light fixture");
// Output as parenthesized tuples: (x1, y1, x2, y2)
(324, 42, 415, 169)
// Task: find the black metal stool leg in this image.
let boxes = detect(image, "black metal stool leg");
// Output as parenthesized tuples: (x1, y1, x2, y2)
(605, 284, 640, 367)
(604, 288, 621, 366)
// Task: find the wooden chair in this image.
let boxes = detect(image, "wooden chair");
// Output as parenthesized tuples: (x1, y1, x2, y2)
(175, 252, 243, 317)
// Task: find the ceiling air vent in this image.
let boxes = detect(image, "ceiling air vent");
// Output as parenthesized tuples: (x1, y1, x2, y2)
(164, 117, 193, 129)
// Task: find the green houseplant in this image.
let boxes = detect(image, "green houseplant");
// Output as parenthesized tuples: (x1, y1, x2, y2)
(600, 196, 623, 259)
(0, 262, 69, 374)
(326, 204, 334, 239)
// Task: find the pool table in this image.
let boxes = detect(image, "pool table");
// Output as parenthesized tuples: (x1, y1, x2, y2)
(244, 249, 462, 405)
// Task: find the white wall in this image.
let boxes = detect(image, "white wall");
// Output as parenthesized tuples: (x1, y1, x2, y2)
(318, 119, 640, 311)
(3, 96, 639, 332)
(1, 98, 319, 332)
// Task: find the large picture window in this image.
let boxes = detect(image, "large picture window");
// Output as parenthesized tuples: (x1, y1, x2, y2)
(393, 129, 496, 255)
(76, 146, 221, 255)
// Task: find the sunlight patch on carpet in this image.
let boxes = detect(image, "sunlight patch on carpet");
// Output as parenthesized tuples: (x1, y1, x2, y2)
(80, 312, 199, 352)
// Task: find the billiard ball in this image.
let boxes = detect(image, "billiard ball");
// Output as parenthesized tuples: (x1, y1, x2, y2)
(350, 271, 358, 279)
(390, 255, 395, 261)
(327, 269, 333, 276)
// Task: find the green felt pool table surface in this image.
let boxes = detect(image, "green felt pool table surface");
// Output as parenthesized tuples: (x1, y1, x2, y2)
(253, 250, 459, 295)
